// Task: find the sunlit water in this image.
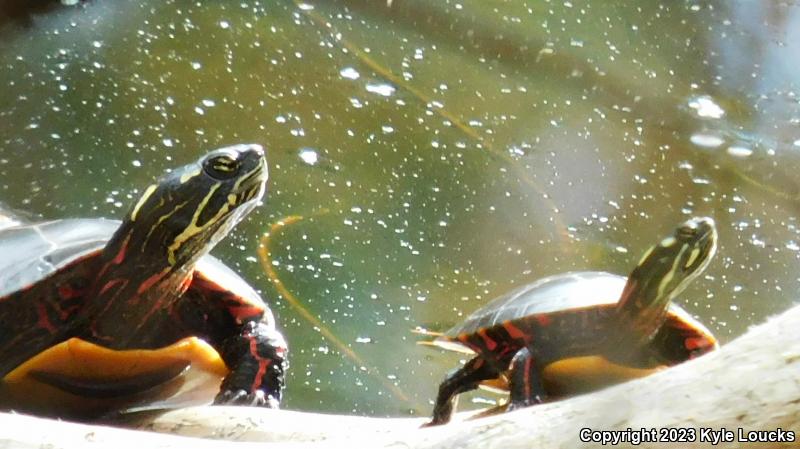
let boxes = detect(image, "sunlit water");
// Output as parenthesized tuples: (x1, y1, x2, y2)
(0, 1, 799, 417)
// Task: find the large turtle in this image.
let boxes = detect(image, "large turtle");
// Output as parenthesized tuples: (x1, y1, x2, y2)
(426, 217, 718, 425)
(0, 144, 287, 418)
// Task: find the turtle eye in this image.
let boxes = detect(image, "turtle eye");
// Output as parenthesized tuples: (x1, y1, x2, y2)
(203, 154, 240, 180)
(676, 223, 697, 241)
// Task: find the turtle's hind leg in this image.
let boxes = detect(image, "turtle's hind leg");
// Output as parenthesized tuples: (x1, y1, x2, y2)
(508, 347, 546, 410)
(426, 355, 501, 426)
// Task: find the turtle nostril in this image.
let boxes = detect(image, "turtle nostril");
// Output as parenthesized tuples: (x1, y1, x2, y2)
(248, 144, 265, 157)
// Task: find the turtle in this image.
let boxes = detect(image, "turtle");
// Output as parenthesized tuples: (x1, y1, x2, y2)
(0, 144, 288, 419)
(425, 216, 718, 426)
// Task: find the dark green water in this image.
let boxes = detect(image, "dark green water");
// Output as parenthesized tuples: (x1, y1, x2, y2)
(0, 0, 799, 417)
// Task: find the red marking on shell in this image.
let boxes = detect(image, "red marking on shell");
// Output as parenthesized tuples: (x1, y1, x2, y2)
(51, 299, 80, 321)
(55, 308, 69, 321)
(228, 304, 265, 323)
(685, 337, 709, 351)
(249, 337, 271, 391)
(535, 314, 551, 327)
(502, 321, 528, 341)
(57, 283, 82, 301)
(36, 302, 57, 334)
(456, 333, 482, 352)
(477, 328, 497, 351)
(137, 270, 167, 294)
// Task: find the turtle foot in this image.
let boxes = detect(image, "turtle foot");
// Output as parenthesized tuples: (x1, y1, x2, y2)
(214, 389, 279, 408)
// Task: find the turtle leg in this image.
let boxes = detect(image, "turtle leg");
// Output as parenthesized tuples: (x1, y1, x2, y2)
(172, 284, 288, 408)
(213, 319, 288, 408)
(647, 314, 719, 364)
(507, 347, 546, 410)
(426, 355, 501, 426)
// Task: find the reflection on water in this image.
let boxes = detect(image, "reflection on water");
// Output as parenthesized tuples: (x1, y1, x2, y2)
(0, 0, 798, 417)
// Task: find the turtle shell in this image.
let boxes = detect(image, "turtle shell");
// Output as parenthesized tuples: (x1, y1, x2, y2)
(0, 218, 266, 418)
(0, 219, 117, 297)
(0, 201, 25, 231)
(0, 219, 266, 306)
(445, 272, 624, 338)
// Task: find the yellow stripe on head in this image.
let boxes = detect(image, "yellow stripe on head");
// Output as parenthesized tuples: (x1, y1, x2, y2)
(131, 184, 158, 222)
(684, 247, 701, 269)
(180, 167, 202, 184)
(636, 245, 655, 267)
(166, 183, 226, 266)
(656, 242, 687, 302)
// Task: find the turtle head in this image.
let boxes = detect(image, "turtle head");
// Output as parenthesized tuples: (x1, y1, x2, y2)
(87, 144, 266, 343)
(615, 216, 717, 343)
(108, 144, 268, 273)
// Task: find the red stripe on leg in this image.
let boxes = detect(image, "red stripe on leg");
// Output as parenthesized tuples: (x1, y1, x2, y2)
(248, 337, 271, 391)
(523, 355, 533, 400)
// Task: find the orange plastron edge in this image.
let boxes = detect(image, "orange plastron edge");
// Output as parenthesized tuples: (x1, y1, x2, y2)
(1, 337, 228, 419)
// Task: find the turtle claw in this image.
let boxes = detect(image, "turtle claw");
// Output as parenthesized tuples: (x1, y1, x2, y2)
(214, 389, 279, 408)
(505, 402, 525, 412)
(507, 396, 542, 412)
(420, 419, 442, 428)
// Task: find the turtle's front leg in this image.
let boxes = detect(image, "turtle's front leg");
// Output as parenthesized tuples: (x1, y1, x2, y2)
(176, 275, 289, 408)
(213, 319, 288, 408)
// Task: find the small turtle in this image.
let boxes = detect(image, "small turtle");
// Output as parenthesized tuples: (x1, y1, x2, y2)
(427, 217, 718, 425)
(0, 144, 287, 418)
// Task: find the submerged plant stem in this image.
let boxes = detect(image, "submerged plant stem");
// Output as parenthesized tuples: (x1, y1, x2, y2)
(257, 213, 410, 402)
